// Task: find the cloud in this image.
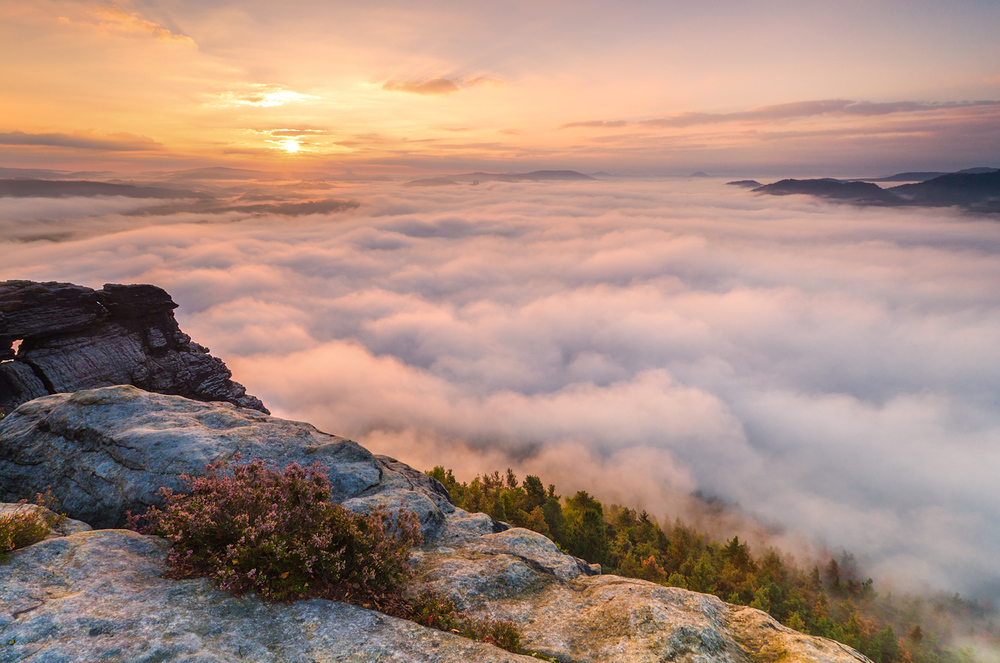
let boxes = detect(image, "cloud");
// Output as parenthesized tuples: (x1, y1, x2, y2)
(636, 99, 1000, 129)
(212, 85, 316, 108)
(58, 4, 195, 46)
(382, 78, 462, 95)
(381, 76, 502, 95)
(560, 120, 630, 130)
(0, 131, 162, 151)
(3, 177, 1000, 601)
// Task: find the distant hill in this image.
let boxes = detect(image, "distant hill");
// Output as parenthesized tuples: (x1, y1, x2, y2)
(865, 172, 950, 183)
(890, 170, 1000, 209)
(752, 179, 900, 205)
(726, 180, 761, 188)
(453, 170, 595, 182)
(752, 170, 1000, 213)
(0, 179, 204, 199)
(405, 170, 595, 186)
(688, 171, 711, 178)
(403, 177, 461, 187)
(861, 167, 997, 183)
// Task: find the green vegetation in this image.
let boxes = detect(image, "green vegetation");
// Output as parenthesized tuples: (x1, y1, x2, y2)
(429, 466, 1000, 663)
(133, 458, 522, 653)
(0, 491, 66, 559)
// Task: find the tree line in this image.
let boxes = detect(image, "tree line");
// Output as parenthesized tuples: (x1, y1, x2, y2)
(427, 467, 998, 663)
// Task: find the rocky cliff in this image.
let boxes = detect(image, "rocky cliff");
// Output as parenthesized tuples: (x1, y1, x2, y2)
(0, 386, 873, 663)
(0, 280, 267, 414)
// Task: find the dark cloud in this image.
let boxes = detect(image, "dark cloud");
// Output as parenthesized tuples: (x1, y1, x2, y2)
(0, 131, 162, 151)
(0, 179, 200, 199)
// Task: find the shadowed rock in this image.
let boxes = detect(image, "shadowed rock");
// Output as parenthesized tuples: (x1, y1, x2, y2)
(0, 280, 267, 414)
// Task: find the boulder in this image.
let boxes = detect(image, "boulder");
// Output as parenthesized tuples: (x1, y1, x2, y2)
(0, 529, 535, 663)
(408, 517, 870, 663)
(0, 280, 267, 415)
(0, 386, 451, 537)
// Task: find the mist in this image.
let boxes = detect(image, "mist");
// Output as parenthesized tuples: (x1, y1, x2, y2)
(3, 177, 999, 601)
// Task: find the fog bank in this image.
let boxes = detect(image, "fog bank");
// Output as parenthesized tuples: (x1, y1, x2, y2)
(3, 178, 998, 599)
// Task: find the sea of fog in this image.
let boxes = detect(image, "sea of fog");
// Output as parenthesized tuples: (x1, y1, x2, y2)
(3, 177, 999, 600)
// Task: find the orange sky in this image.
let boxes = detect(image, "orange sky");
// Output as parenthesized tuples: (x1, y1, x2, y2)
(3, 0, 1000, 176)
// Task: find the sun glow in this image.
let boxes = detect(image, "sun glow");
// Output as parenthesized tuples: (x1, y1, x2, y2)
(281, 139, 300, 153)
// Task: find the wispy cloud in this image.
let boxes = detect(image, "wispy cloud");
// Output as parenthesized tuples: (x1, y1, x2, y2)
(560, 120, 630, 130)
(640, 99, 1000, 128)
(382, 76, 502, 95)
(0, 131, 161, 151)
(58, 4, 195, 46)
(212, 85, 317, 108)
(561, 99, 1000, 134)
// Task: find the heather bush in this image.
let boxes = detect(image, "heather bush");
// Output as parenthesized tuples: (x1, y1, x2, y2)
(135, 458, 421, 604)
(135, 459, 525, 654)
(0, 508, 49, 556)
(0, 491, 66, 558)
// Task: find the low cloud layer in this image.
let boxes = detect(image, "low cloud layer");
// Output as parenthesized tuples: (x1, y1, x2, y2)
(0, 131, 162, 152)
(2, 178, 999, 600)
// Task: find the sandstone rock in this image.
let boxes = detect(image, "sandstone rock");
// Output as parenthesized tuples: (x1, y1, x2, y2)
(0, 280, 267, 414)
(0, 386, 452, 538)
(409, 520, 872, 663)
(0, 529, 535, 663)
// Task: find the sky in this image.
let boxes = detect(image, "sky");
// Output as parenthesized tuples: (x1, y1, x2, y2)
(2, 177, 1000, 604)
(2, 0, 1000, 175)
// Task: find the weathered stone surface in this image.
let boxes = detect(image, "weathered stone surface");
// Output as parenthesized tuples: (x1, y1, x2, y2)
(0, 280, 267, 414)
(0, 529, 535, 663)
(409, 520, 871, 663)
(0, 386, 452, 537)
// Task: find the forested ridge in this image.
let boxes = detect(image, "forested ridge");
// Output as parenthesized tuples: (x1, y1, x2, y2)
(428, 467, 999, 663)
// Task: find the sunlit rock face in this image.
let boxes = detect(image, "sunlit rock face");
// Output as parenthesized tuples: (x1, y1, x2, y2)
(0, 529, 534, 663)
(0, 280, 268, 414)
(409, 518, 867, 663)
(0, 386, 872, 663)
(0, 386, 451, 536)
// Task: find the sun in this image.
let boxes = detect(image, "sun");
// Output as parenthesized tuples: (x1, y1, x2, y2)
(281, 139, 300, 153)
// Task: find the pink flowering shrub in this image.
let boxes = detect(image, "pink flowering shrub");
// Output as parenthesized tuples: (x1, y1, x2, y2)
(133, 458, 525, 654)
(134, 458, 421, 604)
(0, 491, 66, 558)
(0, 507, 49, 555)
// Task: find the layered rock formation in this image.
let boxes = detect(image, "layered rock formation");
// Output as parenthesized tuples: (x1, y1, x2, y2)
(0, 280, 267, 414)
(0, 385, 873, 663)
